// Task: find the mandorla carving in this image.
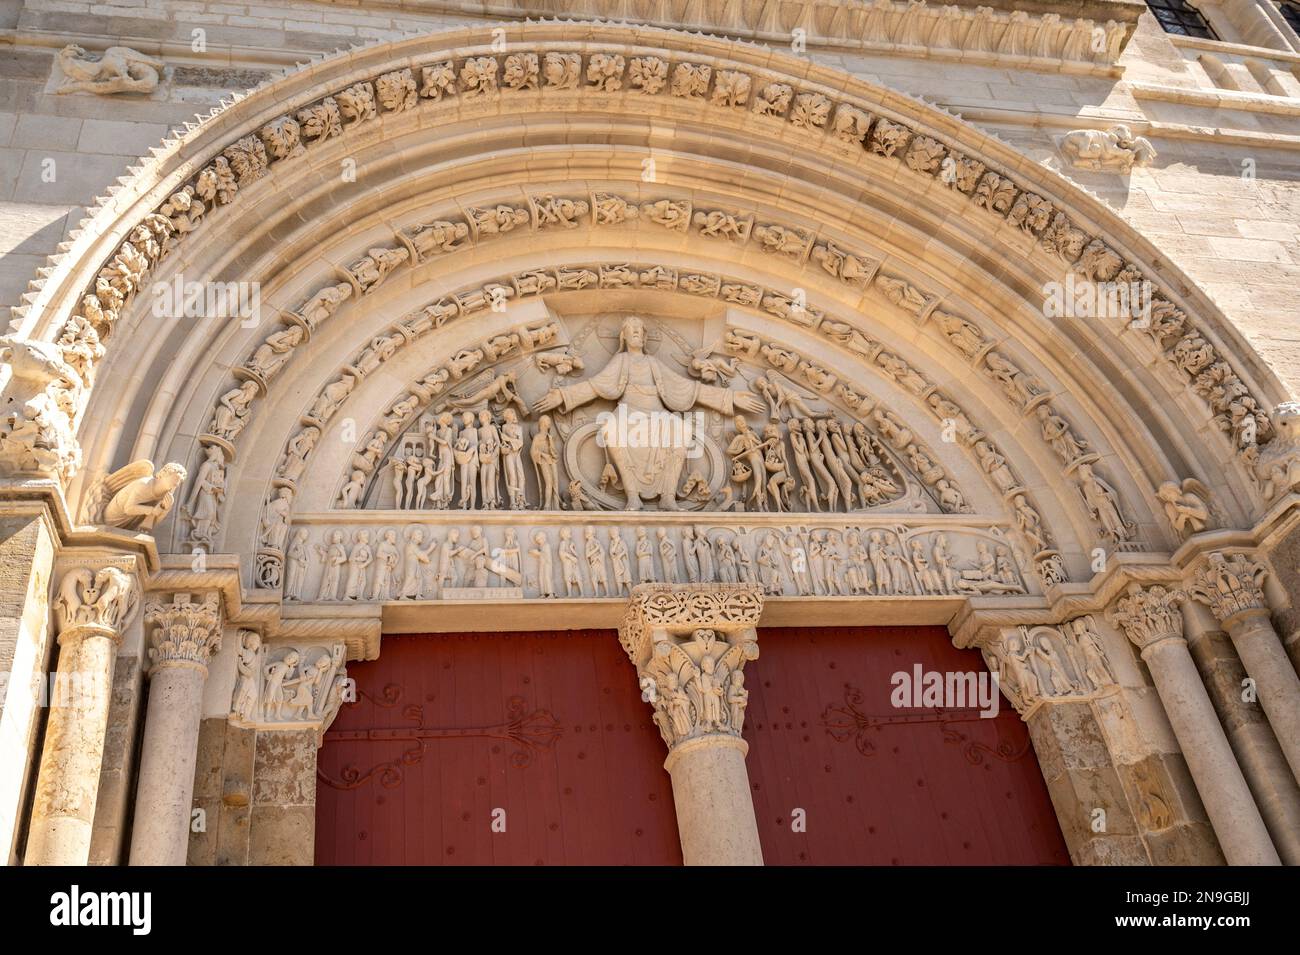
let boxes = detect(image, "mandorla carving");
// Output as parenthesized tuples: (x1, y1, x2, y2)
(229, 631, 349, 742)
(80, 459, 187, 532)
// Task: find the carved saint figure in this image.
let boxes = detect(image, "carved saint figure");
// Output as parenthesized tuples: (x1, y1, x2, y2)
(530, 414, 562, 510)
(532, 316, 762, 509)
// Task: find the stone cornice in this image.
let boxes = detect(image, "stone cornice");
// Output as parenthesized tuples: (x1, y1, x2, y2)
(312, 1, 1143, 69)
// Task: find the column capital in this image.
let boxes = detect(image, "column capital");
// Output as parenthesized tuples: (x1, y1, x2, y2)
(52, 558, 140, 645)
(228, 633, 350, 744)
(980, 616, 1116, 719)
(1110, 584, 1186, 653)
(142, 591, 223, 674)
(619, 583, 764, 669)
(1187, 552, 1270, 624)
(619, 584, 764, 753)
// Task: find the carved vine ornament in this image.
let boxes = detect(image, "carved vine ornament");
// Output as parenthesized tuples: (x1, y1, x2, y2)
(5, 40, 1293, 593)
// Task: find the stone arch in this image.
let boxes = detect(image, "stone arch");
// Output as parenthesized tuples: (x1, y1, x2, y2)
(4, 21, 1292, 604)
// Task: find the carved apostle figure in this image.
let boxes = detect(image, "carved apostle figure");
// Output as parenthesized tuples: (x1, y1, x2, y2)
(530, 414, 562, 510)
(532, 316, 762, 509)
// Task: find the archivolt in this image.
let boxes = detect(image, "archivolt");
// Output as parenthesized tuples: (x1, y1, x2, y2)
(12, 21, 1287, 561)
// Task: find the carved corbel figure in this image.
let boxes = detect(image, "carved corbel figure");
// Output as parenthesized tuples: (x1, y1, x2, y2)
(1060, 125, 1157, 172)
(55, 44, 164, 95)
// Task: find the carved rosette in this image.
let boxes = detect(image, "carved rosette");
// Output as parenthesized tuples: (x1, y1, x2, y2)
(1188, 552, 1269, 624)
(1111, 585, 1186, 653)
(620, 584, 763, 753)
(980, 615, 1115, 718)
(143, 591, 223, 674)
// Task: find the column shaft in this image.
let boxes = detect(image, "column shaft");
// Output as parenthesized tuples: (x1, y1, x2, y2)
(1142, 638, 1279, 865)
(664, 736, 762, 866)
(24, 627, 118, 865)
(129, 664, 206, 865)
(1224, 609, 1300, 784)
(128, 592, 222, 866)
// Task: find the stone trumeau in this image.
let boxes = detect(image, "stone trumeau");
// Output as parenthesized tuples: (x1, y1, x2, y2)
(0, 0, 1297, 885)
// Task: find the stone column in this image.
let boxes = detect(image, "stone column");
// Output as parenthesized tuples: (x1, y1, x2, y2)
(24, 559, 139, 866)
(619, 583, 765, 866)
(1112, 585, 1280, 866)
(1190, 553, 1300, 785)
(129, 592, 222, 866)
(1181, 602, 1300, 865)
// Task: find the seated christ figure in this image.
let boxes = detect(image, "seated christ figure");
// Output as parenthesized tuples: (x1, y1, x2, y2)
(532, 316, 764, 510)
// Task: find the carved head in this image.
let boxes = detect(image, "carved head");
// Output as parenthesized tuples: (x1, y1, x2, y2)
(158, 462, 188, 490)
(618, 316, 647, 353)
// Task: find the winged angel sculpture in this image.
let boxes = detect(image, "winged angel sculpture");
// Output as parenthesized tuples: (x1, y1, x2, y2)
(639, 628, 758, 749)
(80, 459, 187, 531)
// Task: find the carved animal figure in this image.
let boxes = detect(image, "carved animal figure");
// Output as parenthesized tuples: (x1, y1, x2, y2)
(57, 44, 164, 94)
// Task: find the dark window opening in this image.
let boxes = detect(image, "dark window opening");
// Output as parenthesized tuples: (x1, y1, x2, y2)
(1146, 0, 1218, 39)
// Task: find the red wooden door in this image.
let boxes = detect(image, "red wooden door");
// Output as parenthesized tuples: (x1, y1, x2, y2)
(315, 630, 682, 865)
(744, 625, 1069, 865)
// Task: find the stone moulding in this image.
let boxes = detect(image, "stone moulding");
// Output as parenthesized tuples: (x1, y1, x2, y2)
(13, 32, 1275, 513)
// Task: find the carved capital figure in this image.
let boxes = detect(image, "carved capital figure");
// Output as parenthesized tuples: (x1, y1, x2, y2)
(1188, 552, 1269, 623)
(981, 617, 1113, 717)
(52, 562, 139, 639)
(619, 584, 763, 751)
(229, 635, 350, 743)
(1111, 585, 1186, 652)
(143, 591, 223, 673)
